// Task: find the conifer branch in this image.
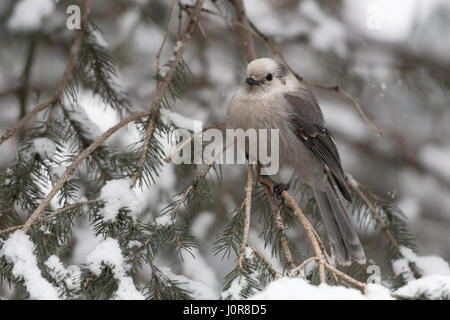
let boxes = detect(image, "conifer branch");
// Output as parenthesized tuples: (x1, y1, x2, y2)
(0, 0, 92, 147)
(155, 0, 179, 87)
(0, 200, 100, 236)
(21, 0, 206, 233)
(21, 111, 150, 233)
(259, 176, 326, 283)
(168, 143, 230, 221)
(248, 244, 279, 279)
(261, 183, 296, 269)
(130, 0, 205, 188)
(164, 122, 225, 163)
(347, 177, 401, 253)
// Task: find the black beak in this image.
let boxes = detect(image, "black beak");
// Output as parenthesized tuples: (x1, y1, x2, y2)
(246, 77, 261, 86)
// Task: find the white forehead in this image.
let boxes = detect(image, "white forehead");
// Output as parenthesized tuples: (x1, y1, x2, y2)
(247, 58, 279, 76)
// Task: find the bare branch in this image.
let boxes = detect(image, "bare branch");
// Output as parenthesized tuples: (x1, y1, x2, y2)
(239, 164, 254, 270)
(323, 262, 367, 293)
(289, 256, 320, 278)
(155, 0, 179, 86)
(231, 0, 257, 62)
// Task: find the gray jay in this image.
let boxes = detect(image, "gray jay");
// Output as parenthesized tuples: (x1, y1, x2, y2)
(226, 57, 366, 266)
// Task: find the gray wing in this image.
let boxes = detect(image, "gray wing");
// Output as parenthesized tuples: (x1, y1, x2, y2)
(285, 90, 352, 202)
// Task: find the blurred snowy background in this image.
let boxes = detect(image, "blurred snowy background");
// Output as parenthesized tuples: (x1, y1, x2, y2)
(1, 0, 450, 299)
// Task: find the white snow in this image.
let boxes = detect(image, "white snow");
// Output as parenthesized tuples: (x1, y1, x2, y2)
(190, 211, 215, 240)
(1, 231, 60, 300)
(419, 145, 450, 180)
(160, 108, 203, 132)
(70, 105, 103, 142)
(86, 238, 144, 300)
(221, 276, 248, 300)
(249, 277, 393, 300)
(174, 41, 183, 53)
(31, 137, 57, 160)
(395, 247, 450, 277)
(8, 0, 55, 31)
(392, 247, 450, 299)
(299, 0, 347, 56)
(180, 249, 219, 298)
(159, 65, 170, 78)
(50, 165, 67, 183)
(98, 178, 143, 222)
(92, 30, 108, 48)
(394, 275, 450, 299)
(159, 266, 217, 300)
(45, 255, 80, 291)
(155, 214, 173, 227)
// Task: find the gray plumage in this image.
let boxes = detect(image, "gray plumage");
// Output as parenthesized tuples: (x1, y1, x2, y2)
(226, 58, 366, 266)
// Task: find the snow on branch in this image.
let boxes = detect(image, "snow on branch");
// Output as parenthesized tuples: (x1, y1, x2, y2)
(1, 231, 59, 299)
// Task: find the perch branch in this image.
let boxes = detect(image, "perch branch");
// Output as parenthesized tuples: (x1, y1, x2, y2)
(239, 164, 254, 270)
(262, 183, 296, 269)
(259, 176, 326, 283)
(289, 256, 320, 278)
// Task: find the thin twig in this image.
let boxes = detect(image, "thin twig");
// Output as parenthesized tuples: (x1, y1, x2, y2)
(259, 176, 326, 283)
(21, 111, 150, 233)
(0, 200, 100, 236)
(239, 164, 254, 269)
(0, 0, 92, 147)
(188, 5, 381, 136)
(23, 0, 205, 232)
(347, 177, 401, 253)
(11, 136, 19, 163)
(164, 122, 225, 163)
(231, 0, 257, 62)
(155, 0, 179, 86)
(246, 20, 382, 136)
(261, 183, 296, 269)
(248, 244, 280, 279)
(289, 256, 320, 278)
(130, 0, 205, 188)
(168, 143, 231, 220)
(323, 262, 367, 293)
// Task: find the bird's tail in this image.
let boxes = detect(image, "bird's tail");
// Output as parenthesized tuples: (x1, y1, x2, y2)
(313, 183, 366, 266)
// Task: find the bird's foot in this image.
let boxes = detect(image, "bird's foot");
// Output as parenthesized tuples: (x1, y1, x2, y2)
(273, 183, 290, 200)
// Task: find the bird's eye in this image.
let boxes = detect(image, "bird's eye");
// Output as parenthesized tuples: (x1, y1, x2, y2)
(266, 73, 273, 81)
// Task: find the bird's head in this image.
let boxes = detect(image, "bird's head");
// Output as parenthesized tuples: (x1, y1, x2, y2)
(245, 58, 289, 90)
